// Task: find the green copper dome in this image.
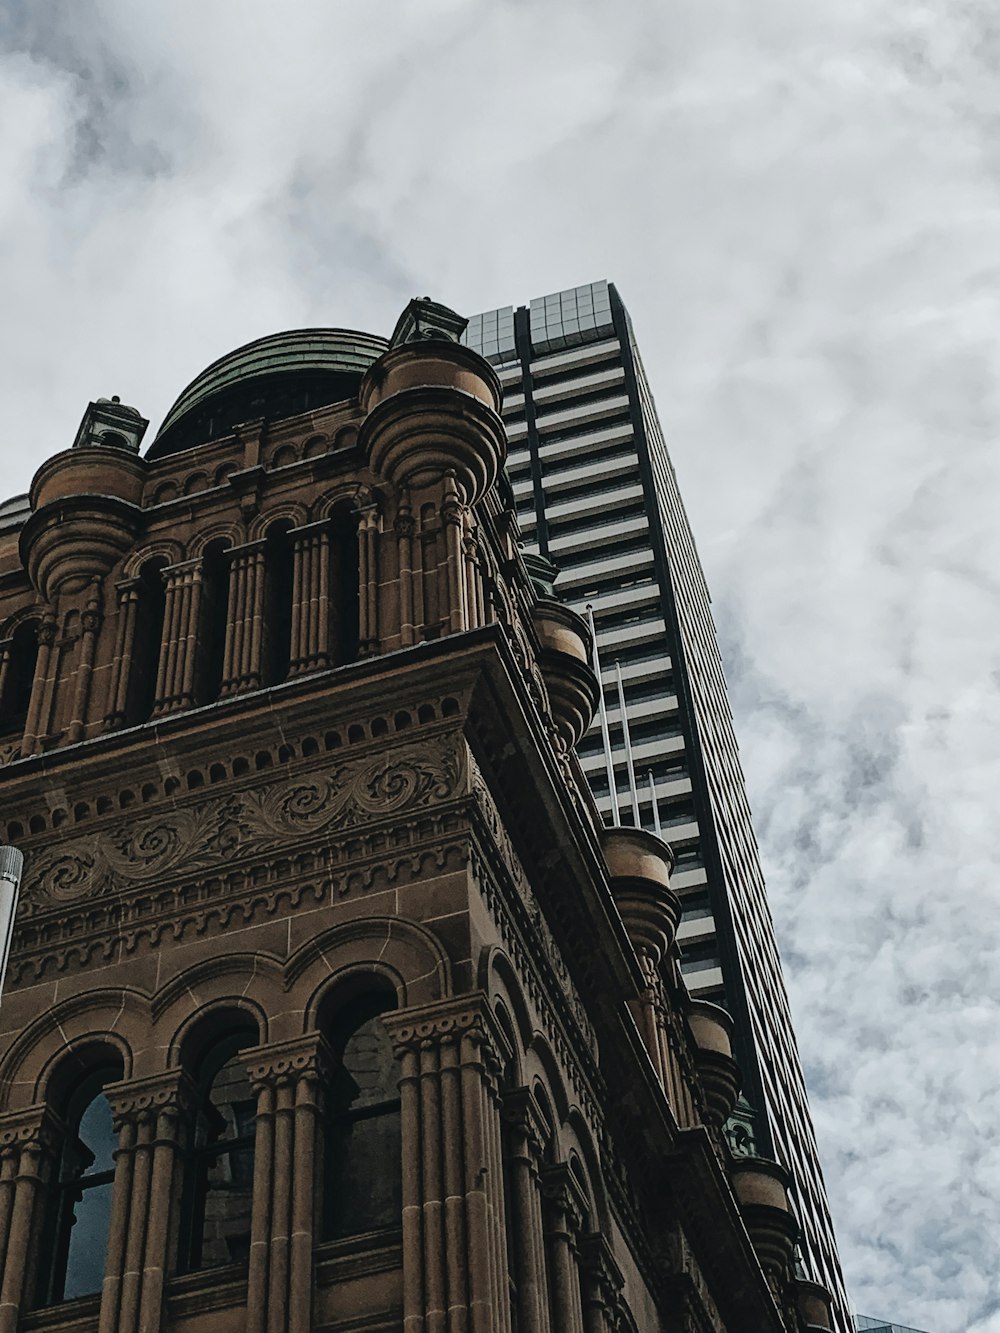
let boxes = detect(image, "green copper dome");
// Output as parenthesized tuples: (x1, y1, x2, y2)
(148, 328, 388, 459)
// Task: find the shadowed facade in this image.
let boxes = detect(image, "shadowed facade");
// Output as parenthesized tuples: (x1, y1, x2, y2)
(0, 301, 835, 1332)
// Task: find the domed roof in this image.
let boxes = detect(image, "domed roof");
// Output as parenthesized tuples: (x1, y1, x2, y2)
(148, 327, 388, 459)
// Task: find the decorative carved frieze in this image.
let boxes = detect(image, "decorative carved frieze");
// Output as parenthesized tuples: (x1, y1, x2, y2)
(19, 740, 467, 912)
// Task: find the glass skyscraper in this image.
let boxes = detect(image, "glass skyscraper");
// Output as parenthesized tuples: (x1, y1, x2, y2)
(464, 280, 851, 1329)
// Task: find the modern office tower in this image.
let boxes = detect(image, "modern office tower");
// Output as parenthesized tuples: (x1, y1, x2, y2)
(0, 300, 837, 1331)
(856, 1318, 931, 1333)
(464, 281, 851, 1329)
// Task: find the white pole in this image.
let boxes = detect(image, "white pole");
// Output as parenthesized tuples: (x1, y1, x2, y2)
(0, 846, 24, 1003)
(586, 604, 619, 827)
(647, 769, 662, 835)
(615, 659, 642, 828)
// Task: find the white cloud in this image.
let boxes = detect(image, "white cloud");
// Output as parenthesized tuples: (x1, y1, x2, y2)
(2, 2, 999, 1327)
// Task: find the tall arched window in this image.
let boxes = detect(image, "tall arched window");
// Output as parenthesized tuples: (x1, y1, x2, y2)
(179, 1026, 257, 1272)
(0, 619, 39, 736)
(322, 992, 402, 1240)
(125, 559, 166, 725)
(329, 508, 360, 666)
(194, 541, 230, 706)
(38, 1062, 122, 1306)
(262, 523, 294, 686)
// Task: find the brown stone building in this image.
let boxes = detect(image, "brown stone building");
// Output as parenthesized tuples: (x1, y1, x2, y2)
(0, 300, 835, 1332)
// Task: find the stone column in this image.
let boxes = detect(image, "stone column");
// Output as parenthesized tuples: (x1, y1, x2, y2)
(21, 611, 57, 756)
(220, 540, 266, 696)
(441, 472, 468, 636)
(578, 1234, 625, 1333)
(384, 996, 513, 1333)
(396, 490, 417, 648)
(101, 1071, 195, 1333)
(67, 581, 103, 743)
(0, 1105, 62, 1332)
(105, 577, 142, 729)
(244, 1035, 330, 1333)
(357, 506, 379, 655)
(463, 515, 484, 632)
(0, 639, 12, 717)
(501, 1089, 552, 1333)
(153, 559, 202, 715)
(540, 1164, 588, 1333)
(288, 522, 331, 676)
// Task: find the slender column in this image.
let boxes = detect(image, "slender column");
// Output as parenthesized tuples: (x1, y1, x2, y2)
(357, 507, 379, 654)
(288, 523, 331, 675)
(501, 1091, 552, 1333)
(21, 612, 56, 755)
(441, 473, 467, 636)
(247, 1084, 276, 1333)
(386, 996, 513, 1333)
(578, 1234, 625, 1333)
(0, 641, 13, 721)
(67, 581, 103, 742)
(541, 1166, 587, 1333)
(397, 1044, 425, 1333)
(106, 578, 142, 728)
(220, 541, 266, 695)
(246, 1035, 331, 1333)
(397, 491, 416, 648)
(101, 1072, 194, 1333)
(463, 515, 483, 633)
(154, 559, 201, 714)
(0, 1107, 61, 1333)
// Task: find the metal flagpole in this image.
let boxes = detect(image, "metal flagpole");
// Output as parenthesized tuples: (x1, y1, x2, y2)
(647, 769, 662, 835)
(0, 846, 24, 1004)
(615, 659, 642, 828)
(586, 604, 619, 827)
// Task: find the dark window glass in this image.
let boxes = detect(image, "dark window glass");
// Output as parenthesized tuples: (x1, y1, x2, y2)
(262, 526, 294, 686)
(0, 620, 39, 735)
(194, 543, 230, 705)
(125, 561, 167, 725)
(329, 513, 359, 666)
(323, 999, 401, 1239)
(40, 1072, 118, 1305)
(180, 1038, 256, 1272)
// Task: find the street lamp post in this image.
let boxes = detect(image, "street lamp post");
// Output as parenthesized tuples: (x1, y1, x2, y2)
(0, 846, 24, 1003)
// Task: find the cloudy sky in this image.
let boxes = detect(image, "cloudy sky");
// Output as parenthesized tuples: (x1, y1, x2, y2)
(2, 2, 998, 1327)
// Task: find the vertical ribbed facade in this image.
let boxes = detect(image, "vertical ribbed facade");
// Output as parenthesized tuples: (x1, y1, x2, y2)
(464, 280, 851, 1330)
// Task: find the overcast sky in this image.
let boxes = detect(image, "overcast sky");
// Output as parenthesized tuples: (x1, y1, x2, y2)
(2, 3, 998, 1328)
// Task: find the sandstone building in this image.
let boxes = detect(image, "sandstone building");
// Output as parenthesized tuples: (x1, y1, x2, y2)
(0, 300, 836, 1332)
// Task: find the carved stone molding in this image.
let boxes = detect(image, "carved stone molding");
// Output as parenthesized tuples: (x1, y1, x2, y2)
(106, 1069, 197, 1129)
(383, 991, 510, 1071)
(245, 1033, 334, 1091)
(19, 739, 467, 912)
(0, 1104, 63, 1155)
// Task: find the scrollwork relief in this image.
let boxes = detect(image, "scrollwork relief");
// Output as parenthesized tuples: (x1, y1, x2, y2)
(20, 741, 467, 912)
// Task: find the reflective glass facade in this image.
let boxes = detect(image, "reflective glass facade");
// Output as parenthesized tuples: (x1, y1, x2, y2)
(465, 280, 851, 1330)
(856, 1318, 931, 1333)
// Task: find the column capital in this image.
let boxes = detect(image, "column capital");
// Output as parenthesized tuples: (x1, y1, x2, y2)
(245, 1032, 335, 1092)
(0, 1103, 63, 1155)
(382, 991, 513, 1070)
(161, 557, 204, 579)
(501, 1085, 551, 1161)
(106, 1069, 197, 1129)
(229, 538, 267, 559)
(289, 519, 332, 541)
(540, 1161, 591, 1234)
(578, 1231, 625, 1302)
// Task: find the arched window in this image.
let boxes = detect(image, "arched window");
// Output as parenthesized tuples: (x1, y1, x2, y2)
(194, 541, 230, 706)
(329, 508, 360, 666)
(0, 619, 39, 736)
(125, 559, 167, 725)
(322, 993, 401, 1240)
(179, 1026, 257, 1272)
(38, 1063, 121, 1305)
(262, 523, 294, 686)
